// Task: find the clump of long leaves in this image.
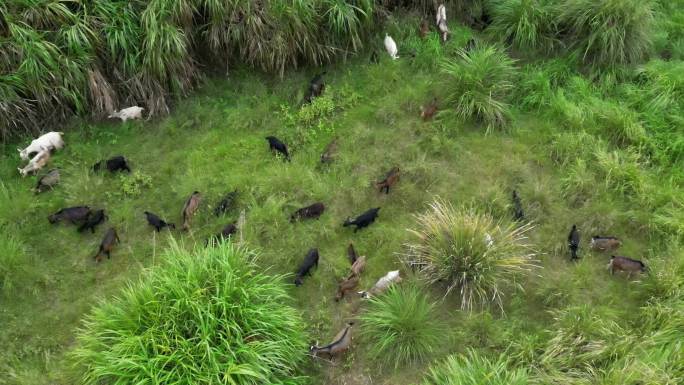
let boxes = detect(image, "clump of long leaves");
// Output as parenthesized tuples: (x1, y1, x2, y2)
(422, 349, 530, 385)
(72, 241, 307, 385)
(406, 199, 538, 311)
(555, 0, 655, 68)
(488, 0, 560, 52)
(441, 44, 518, 129)
(360, 284, 442, 368)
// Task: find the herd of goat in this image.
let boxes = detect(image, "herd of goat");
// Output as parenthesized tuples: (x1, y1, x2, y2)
(11, 3, 648, 360)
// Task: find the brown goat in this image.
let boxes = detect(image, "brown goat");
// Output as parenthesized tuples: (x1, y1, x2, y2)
(350, 255, 366, 277)
(335, 275, 360, 301)
(320, 138, 339, 164)
(419, 19, 429, 39)
(376, 167, 400, 194)
(181, 191, 201, 231)
(591, 236, 622, 252)
(420, 98, 438, 121)
(94, 228, 119, 262)
(608, 256, 647, 277)
(310, 323, 354, 357)
(347, 242, 359, 264)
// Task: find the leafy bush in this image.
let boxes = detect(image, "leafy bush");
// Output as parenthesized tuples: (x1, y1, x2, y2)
(556, 0, 655, 68)
(72, 241, 307, 385)
(359, 284, 442, 368)
(118, 171, 153, 197)
(406, 199, 538, 311)
(422, 349, 529, 385)
(489, 0, 559, 52)
(441, 44, 518, 129)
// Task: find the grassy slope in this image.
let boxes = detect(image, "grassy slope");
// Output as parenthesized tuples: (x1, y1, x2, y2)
(0, 43, 665, 384)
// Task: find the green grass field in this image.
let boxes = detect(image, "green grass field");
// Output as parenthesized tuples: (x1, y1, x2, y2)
(2, 16, 684, 385)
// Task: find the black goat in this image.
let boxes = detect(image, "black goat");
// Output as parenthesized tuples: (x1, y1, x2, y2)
(144, 211, 175, 232)
(294, 248, 319, 286)
(78, 209, 107, 233)
(512, 190, 524, 221)
(290, 202, 325, 222)
(93, 155, 131, 173)
(206, 223, 237, 247)
(568, 224, 580, 260)
(303, 72, 326, 104)
(94, 228, 120, 262)
(343, 207, 380, 232)
(265, 136, 290, 161)
(48, 206, 91, 225)
(214, 190, 238, 216)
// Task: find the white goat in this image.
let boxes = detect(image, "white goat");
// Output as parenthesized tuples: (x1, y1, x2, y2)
(18, 148, 51, 177)
(359, 270, 402, 299)
(108, 106, 144, 122)
(436, 4, 449, 42)
(384, 34, 399, 60)
(18, 131, 64, 161)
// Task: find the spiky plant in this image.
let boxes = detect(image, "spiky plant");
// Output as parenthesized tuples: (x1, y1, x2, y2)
(556, 0, 655, 67)
(360, 284, 442, 368)
(488, 0, 559, 52)
(406, 199, 538, 311)
(440, 44, 517, 129)
(72, 241, 307, 385)
(422, 349, 529, 385)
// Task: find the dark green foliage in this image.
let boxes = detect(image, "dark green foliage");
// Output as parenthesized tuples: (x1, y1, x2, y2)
(360, 284, 442, 368)
(422, 349, 529, 385)
(72, 242, 307, 385)
(488, 0, 559, 52)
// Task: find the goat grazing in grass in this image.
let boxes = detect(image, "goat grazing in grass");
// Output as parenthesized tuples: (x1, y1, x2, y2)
(49, 206, 91, 225)
(181, 191, 201, 231)
(436, 4, 449, 42)
(359, 270, 401, 299)
(591, 236, 622, 252)
(420, 98, 438, 121)
(94, 228, 119, 262)
(265, 136, 290, 161)
(335, 275, 360, 301)
(419, 19, 429, 39)
(108, 106, 144, 122)
(568, 224, 580, 260)
(144, 211, 175, 232)
(35, 169, 60, 193)
(304, 72, 326, 104)
(18, 148, 50, 177)
(290, 202, 325, 222)
(93, 155, 131, 173)
(512, 190, 524, 221)
(343, 207, 380, 232)
(347, 242, 359, 264)
(18, 131, 64, 161)
(294, 248, 319, 286)
(376, 167, 400, 194)
(214, 190, 238, 216)
(310, 322, 354, 357)
(350, 255, 366, 277)
(78, 209, 107, 233)
(384, 34, 398, 59)
(206, 223, 237, 247)
(320, 138, 339, 164)
(608, 256, 647, 277)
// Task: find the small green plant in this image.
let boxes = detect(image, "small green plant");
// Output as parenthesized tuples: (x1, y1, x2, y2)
(422, 349, 529, 385)
(406, 199, 538, 311)
(72, 241, 307, 385)
(360, 284, 442, 368)
(119, 171, 152, 197)
(441, 44, 517, 129)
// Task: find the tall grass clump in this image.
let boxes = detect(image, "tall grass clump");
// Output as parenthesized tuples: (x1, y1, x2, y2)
(406, 199, 538, 311)
(441, 44, 518, 129)
(359, 284, 442, 368)
(556, 0, 655, 68)
(72, 241, 307, 385)
(422, 349, 529, 385)
(488, 0, 559, 52)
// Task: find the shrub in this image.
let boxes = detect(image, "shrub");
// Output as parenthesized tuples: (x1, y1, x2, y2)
(360, 284, 442, 368)
(441, 44, 518, 129)
(422, 349, 529, 385)
(556, 0, 655, 68)
(119, 171, 153, 197)
(488, 0, 559, 52)
(406, 199, 538, 311)
(72, 241, 307, 385)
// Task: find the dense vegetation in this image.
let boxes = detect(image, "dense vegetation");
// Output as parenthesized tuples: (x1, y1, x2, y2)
(1, 0, 684, 384)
